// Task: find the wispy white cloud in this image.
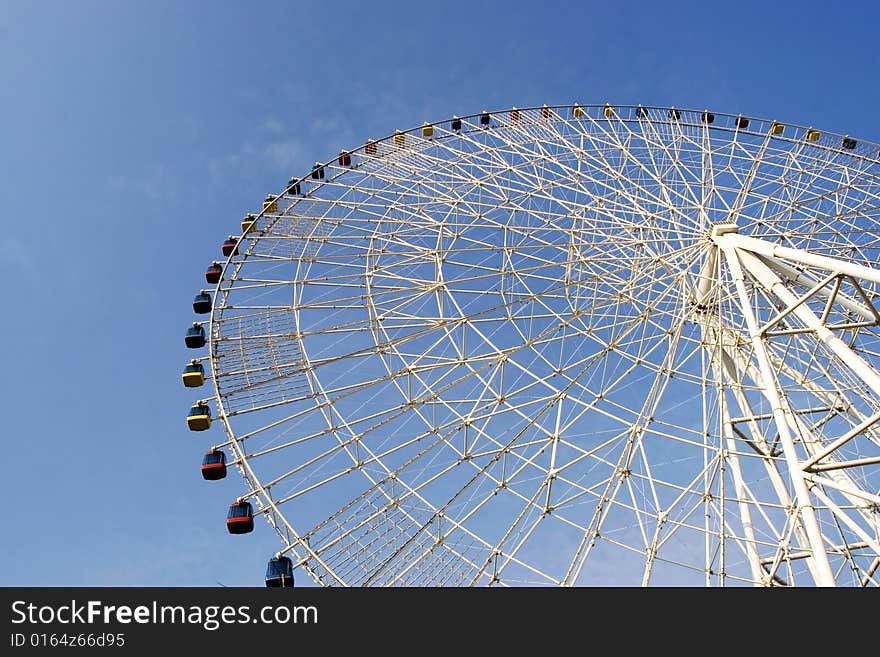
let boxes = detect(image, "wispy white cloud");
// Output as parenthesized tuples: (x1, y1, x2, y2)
(261, 116, 286, 134)
(107, 163, 178, 202)
(262, 139, 300, 171)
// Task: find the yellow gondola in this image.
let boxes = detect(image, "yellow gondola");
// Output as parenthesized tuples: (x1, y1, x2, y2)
(806, 129, 820, 141)
(572, 105, 585, 118)
(770, 122, 784, 135)
(182, 361, 205, 388)
(393, 131, 405, 146)
(241, 213, 257, 234)
(421, 123, 434, 137)
(603, 104, 615, 118)
(187, 403, 212, 431)
(263, 195, 279, 213)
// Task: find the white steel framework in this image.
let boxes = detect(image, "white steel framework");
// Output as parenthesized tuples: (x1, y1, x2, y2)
(200, 104, 880, 586)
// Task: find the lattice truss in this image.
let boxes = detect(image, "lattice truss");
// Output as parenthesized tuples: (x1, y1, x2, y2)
(206, 105, 880, 586)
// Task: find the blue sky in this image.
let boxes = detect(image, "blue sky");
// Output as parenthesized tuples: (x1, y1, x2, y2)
(1, 0, 878, 586)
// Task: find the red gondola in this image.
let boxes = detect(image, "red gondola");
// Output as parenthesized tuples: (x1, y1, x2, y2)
(541, 105, 551, 119)
(338, 151, 352, 167)
(364, 140, 377, 155)
(737, 116, 750, 129)
(205, 262, 222, 285)
(222, 237, 239, 257)
(227, 500, 254, 534)
(201, 449, 227, 480)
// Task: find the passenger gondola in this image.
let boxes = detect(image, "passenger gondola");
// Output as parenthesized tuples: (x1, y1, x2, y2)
(182, 360, 205, 387)
(227, 500, 254, 534)
(185, 323, 206, 349)
(205, 262, 222, 284)
(221, 237, 239, 257)
(265, 555, 295, 587)
(201, 449, 227, 480)
(242, 214, 257, 234)
(187, 402, 212, 431)
(193, 291, 211, 314)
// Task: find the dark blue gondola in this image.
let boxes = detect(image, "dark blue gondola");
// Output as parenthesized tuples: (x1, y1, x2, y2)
(193, 291, 211, 314)
(205, 262, 222, 285)
(201, 449, 227, 480)
(287, 178, 302, 196)
(451, 117, 461, 131)
(185, 323, 206, 349)
(227, 500, 254, 534)
(265, 555, 295, 588)
(479, 111, 490, 126)
(222, 237, 239, 257)
(311, 163, 325, 180)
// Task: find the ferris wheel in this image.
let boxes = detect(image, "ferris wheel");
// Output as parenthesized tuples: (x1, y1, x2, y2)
(182, 104, 880, 587)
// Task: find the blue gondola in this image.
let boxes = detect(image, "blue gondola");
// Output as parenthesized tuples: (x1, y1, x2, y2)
(480, 111, 490, 126)
(182, 360, 205, 387)
(227, 500, 254, 534)
(201, 449, 227, 480)
(222, 237, 239, 257)
(185, 323, 206, 349)
(451, 117, 461, 131)
(187, 402, 211, 431)
(287, 179, 302, 196)
(193, 291, 211, 314)
(265, 555, 295, 588)
(311, 163, 325, 180)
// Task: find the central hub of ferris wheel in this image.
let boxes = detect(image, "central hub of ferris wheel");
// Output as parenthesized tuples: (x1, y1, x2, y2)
(180, 103, 880, 587)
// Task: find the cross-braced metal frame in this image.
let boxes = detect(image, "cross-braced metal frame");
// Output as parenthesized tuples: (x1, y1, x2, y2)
(202, 105, 880, 586)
